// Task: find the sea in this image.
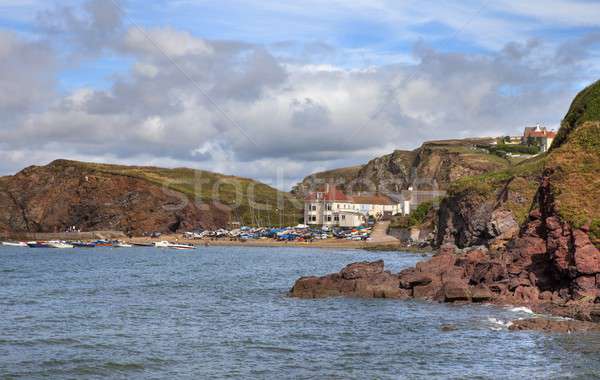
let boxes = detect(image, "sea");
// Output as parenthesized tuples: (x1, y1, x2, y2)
(1, 246, 600, 379)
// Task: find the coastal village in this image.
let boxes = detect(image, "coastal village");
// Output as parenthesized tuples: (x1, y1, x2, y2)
(3, 2, 600, 377)
(0, 124, 557, 249)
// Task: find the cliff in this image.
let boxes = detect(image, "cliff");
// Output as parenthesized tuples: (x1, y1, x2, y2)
(290, 79, 600, 327)
(437, 80, 600, 251)
(293, 137, 509, 195)
(0, 160, 300, 235)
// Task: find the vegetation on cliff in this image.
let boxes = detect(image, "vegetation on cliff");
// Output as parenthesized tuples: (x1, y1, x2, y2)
(441, 80, 600, 249)
(69, 160, 302, 226)
(294, 138, 510, 195)
(553, 79, 600, 149)
(0, 160, 302, 234)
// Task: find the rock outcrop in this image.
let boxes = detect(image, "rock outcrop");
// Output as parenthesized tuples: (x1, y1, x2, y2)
(290, 260, 410, 299)
(0, 160, 229, 235)
(509, 318, 600, 333)
(293, 138, 508, 195)
(0, 159, 295, 235)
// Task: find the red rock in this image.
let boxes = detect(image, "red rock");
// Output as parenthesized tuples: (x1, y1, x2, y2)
(545, 216, 562, 231)
(471, 261, 507, 284)
(440, 279, 471, 302)
(488, 283, 508, 295)
(509, 276, 532, 291)
(529, 209, 542, 220)
(514, 286, 540, 304)
(439, 243, 457, 255)
(465, 249, 487, 262)
(398, 270, 432, 288)
(416, 254, 456, 275)
(413, 282, 441, 299)
(340, 260, 384, 280)
(471, 285, 494, 302)
(441, 266, 466, 282)
(289, 260, 407, 299)
(574, 242, 600, 275)
(509, 318, 600, 333)
(539, 291, 553, 301)
(573, 276, 599, 300)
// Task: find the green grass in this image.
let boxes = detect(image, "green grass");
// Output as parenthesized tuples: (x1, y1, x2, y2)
(547, 122, 600, 241)
(553, 79, 600, 150)
(448, 154, 548, 224)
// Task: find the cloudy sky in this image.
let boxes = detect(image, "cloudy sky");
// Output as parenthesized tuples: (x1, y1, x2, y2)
(1, 0, 599, 189)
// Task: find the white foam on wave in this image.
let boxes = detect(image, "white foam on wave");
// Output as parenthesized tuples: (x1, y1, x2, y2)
(508, 306, 535, 314)
(487, 317, 513, 331)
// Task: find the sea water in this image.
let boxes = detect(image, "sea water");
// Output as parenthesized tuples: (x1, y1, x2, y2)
(1, 246, 599, 379)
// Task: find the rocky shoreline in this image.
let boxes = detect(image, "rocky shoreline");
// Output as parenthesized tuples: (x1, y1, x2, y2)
(290, 238, 600, 332)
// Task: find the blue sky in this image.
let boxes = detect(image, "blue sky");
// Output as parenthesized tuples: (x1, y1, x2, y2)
(0, 0, 599, 188)
(3, 0, 598, 91)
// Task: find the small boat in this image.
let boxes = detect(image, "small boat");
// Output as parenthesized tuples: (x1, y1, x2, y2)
(72, 242, 96, 248)
(132, 242, 153, 247)
(27, 241, 50, 248)
(154, 241, 195, 250)
(168, 243, 195, 250)
(94, 240, 113, 247)
(47, 241, 74, 249)
(114, 242, 133, 248)
(1, 241, 27, 247)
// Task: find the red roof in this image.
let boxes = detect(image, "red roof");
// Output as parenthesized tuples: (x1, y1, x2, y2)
(305, 186, 352, 202)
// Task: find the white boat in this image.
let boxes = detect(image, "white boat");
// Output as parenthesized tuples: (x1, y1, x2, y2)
(114, 242, 133, 248)
(154, 241, 195, 250)
(168, 243, 195, 250)
(1, 241, 27, 247)
(47, 241, 74, 249)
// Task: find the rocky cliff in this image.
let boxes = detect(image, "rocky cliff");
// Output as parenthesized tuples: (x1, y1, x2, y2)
(0, 160, 299, 235)
(293, 138, 508, 195)
(437, 80, 600, 251)
(290, 80, 600, 328)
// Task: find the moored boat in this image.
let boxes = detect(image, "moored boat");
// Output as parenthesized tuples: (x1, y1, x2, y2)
(168, 243, 195, 250)
(47, 241, 74, 249)
(27, 241, 50, 248)
(1, 241, 27, 247)
(154, 241, 195, 250)
(94, 240, 113, 247)
(72, 242, 96, 248)
(114, 242, 133, 248)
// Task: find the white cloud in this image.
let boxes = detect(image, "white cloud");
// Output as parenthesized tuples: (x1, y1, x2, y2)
(0, 0, 598, 190)
(123, 27, 214, 58)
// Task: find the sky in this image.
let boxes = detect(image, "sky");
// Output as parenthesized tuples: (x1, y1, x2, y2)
(1, 0, 600, 190)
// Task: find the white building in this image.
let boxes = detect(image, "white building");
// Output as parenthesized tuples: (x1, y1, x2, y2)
(304, 186, 404, 228)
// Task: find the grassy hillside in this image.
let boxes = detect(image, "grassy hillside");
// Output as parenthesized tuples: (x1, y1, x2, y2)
(549, 122, 600, 243)
(553, 79, 600, 149)
(295, 137, 512, 195)
(48, 160, 302, 227)
(448, 80, 600, 246)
